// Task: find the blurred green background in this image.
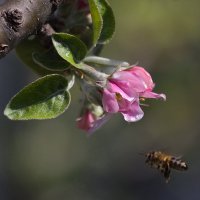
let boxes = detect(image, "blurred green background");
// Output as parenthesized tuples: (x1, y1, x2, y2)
(0, 0, 200, 199)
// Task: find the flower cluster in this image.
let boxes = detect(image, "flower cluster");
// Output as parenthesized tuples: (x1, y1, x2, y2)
(77, 65, 166, 134)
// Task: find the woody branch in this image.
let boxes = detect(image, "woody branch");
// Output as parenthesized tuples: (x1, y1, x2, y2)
(0, 0, 63, 59)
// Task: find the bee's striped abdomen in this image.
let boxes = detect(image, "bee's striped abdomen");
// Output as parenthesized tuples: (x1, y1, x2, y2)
(169, 157, 188, 171)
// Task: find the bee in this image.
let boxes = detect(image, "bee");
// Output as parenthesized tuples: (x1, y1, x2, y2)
(144, 151, 188, 182)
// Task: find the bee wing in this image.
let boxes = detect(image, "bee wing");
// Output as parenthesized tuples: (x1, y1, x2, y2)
(175, 155, 182, 160)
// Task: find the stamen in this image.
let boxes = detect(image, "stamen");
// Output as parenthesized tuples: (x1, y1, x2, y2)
(140, 103, 149, 107)
(140, 97, 146, 101)
(115, 93, 122, 101)
(140, 97, 149, 106)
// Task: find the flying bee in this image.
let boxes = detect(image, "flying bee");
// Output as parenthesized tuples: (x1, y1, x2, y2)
(144, 151, 188, 183)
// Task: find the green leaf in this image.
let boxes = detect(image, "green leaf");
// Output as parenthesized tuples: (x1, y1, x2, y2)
(16, 37, 58, 75)
(88, 0, 103, 45)
(98, 0, 115, 43)
(32, 49, 70, 71)
(4, 75, 71, 120)
(52, 33, 87, 68)
(89, 0, 115, 44)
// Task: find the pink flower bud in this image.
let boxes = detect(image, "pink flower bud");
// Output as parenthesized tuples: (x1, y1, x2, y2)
(77, 110, 96, 132)
(76, 109, 111, 134)
(102, 66, 166, 122)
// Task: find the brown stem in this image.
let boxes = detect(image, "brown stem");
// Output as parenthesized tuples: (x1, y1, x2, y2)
(0, 0, 63, 59)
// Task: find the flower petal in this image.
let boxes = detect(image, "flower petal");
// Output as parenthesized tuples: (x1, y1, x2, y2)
(118, 97, 133, 112)
(76, 111, 95, 131)
(121, 100, 144, 122)
(126, 66, 155, 90)
(107, 81, 137, 101)
(88, 113, 112, 134)
(102, 89, 119, 113)
(111, 69, 151, 94)
(141, 91, 166, 100)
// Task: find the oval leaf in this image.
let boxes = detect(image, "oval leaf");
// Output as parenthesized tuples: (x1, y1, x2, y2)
(98, 0, 115, 43)
(4, 75, 71, 120)
(88, 0, 103, 45)
(16, 37, 58, 75)
(32, 49, 70, 71)
(52, 33, 87, 68)
(89, 0, 115, 44)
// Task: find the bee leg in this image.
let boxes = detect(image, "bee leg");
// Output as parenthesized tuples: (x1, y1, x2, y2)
(164, 163, 171, 183)
(145, 159, 153, 168)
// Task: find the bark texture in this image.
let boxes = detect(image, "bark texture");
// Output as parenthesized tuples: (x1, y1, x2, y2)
(0, 0, 63, 58)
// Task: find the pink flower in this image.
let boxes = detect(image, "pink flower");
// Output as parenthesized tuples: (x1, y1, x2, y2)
(76, 109, 111, 134)
(102, 66, 166, 122)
